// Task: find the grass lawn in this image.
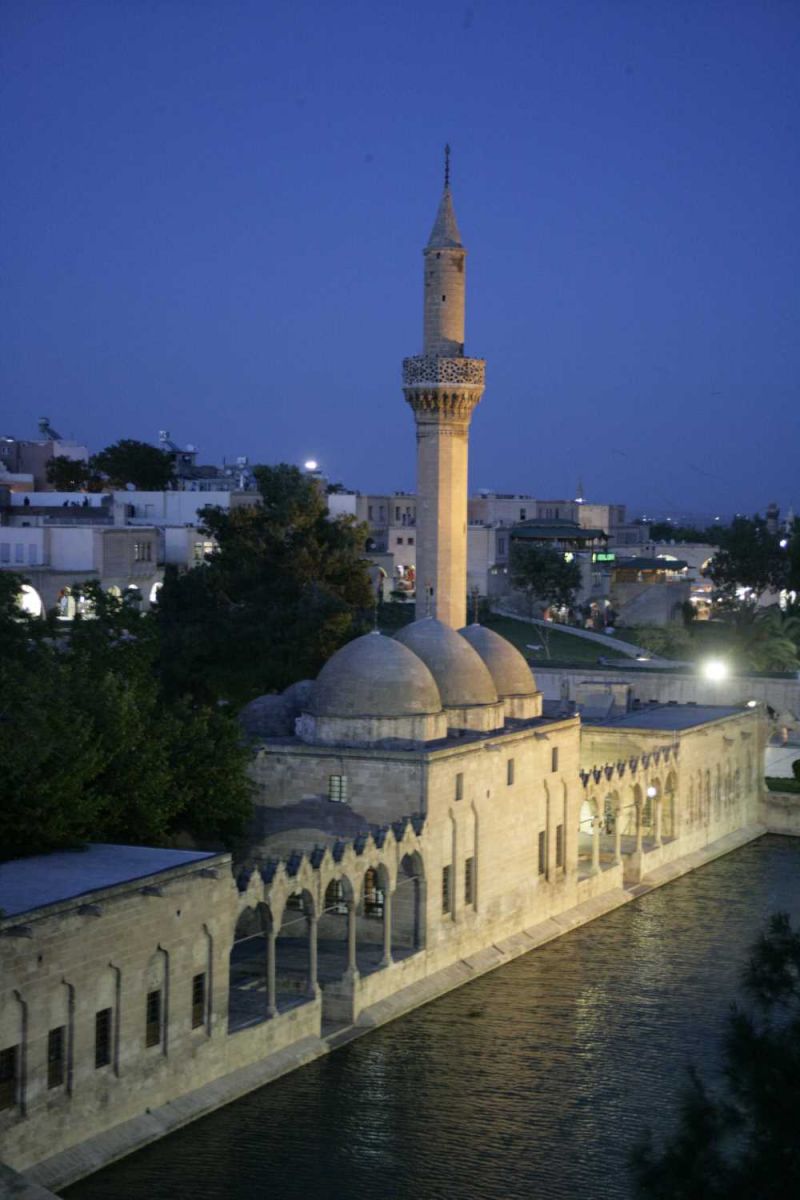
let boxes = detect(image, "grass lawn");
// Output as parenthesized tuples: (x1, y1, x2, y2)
(485, 616, 629, 665)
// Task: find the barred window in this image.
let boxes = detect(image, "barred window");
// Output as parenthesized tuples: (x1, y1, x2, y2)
(455, 772, 464, 802)
(538, 830, 547, 876)
(191, 974, 206, 1030)
(555, 824, 564, 869)
(507, 758, 515, 786)
(0, 1046, 18, 1110)
(47, 1026, 65, 1090)
(551, 747, 559, 773)
(442, 865, 452, 915)
(145, 990, 161, 1048)
(328, 775, 348, 804)
(95, 1009, 112, 1069)
(464, 857, 475, 906)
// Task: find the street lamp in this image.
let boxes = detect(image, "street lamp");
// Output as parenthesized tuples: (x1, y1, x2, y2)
(701, 658, 729, 682)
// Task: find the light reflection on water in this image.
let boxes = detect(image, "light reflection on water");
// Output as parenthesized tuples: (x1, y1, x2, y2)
(64, 836, 800, 1200)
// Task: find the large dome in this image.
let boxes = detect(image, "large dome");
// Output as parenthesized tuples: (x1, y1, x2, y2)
(310, 632, 442, 718)
(395, 618, 498, 708)
(459, 624, 538, 698)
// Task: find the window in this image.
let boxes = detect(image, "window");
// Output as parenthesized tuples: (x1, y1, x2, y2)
(0, 1046, 18, 1111)
(0, 544, 9, 563)
(397, 537, 403, 545)
(556, 824, 564, 868)
(363, 868, 384, 918)
(506, 758, 515, 786)
(368, 506, 373, 520)
(95, 1009, 112, 1068)
(145, 990, 161, 1048)
(551, 747, 559, 773)
(455, 772, 464, 802)
(191, 974, 206, 1029)
(464, 857, 475, 906)
(498, 536, 506, 555)
(442, 865, 452, 915)
(328, 775, 348, 804)
(520, 508, 527, 520)
(538, 830, 547, 876)
(28, 543, 37, 564)
(14, 543, 24, 563)
(324, 878, 348, 914)
(441, 294, 446, 302)
(47, 1027, 65, 1090)
(408, 536, 414, 545)
(395, 507, 400, 521)
(134, 541, 153, 563)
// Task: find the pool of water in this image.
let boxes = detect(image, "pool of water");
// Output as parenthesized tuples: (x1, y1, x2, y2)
(64, 835, 800, 1200)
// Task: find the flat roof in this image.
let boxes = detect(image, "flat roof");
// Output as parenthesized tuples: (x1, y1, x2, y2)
(0, 844, 219, 919)
(585, 703, 745, 731)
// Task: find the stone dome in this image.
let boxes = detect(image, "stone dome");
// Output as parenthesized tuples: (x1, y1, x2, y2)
(459, 624, 538, 698)
(238, 694, 293, 740)
(395, 618, 498, 708)
(310, 632, 442, 718)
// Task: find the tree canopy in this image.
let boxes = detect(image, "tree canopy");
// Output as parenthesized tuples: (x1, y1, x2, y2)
(509, 543, 582, 613)
(45, 455, 97, 491)
(0, 575, 252, 861)
(91, 438, 174, 490)
(705, 516, 793, 601)
(631, 912, 800, 1199)
(156, 463, 374, 706)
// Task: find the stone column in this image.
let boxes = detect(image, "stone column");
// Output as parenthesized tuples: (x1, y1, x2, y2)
(635, 799, 643, 854)
(654, 797, 663, 848)
(381, 890, 393, 968)
(591, 816, 601, 876)
(307, 914, 319, 997)
(346, 901, 358, 977)
(613, 809, 622, 866)
(266, 929, 277, 1018)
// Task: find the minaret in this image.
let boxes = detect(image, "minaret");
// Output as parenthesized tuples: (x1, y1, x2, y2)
(402, 147, 486, 628)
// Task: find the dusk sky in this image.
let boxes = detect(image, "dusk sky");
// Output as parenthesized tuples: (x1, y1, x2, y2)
(2, 1, 798, 518)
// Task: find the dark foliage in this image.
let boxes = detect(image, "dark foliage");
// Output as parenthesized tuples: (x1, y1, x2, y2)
(631, 912, 800, 1199)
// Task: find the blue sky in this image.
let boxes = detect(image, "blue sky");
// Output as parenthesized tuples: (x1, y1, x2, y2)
(2, 0, 798, 516)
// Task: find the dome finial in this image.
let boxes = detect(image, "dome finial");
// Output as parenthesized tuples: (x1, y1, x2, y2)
(444, 143, 451, 190)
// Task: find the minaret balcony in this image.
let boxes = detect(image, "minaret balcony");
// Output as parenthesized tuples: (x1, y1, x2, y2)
(402, 355, 485, 389)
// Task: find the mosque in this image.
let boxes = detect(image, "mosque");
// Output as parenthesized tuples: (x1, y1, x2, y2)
(0, 157, 765, 1193)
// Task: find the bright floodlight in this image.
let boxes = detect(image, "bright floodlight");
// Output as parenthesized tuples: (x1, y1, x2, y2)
(304, 459, 319, 471)
(646, 785, 657, 799)
(746, 699, 758, 708)
(702, 658, 729, 681)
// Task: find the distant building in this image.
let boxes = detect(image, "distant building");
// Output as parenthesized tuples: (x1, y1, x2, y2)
(0, 419, 89, 491)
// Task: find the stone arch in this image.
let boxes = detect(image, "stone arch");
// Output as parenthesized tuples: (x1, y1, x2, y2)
(578, 794, 598, 859)
(274, 887, 317, 1010)
(317, 873, 356, 988)
(394, 851, 425, 952)
(228, 902, 273, 1031)
(355, 863, 392, 975)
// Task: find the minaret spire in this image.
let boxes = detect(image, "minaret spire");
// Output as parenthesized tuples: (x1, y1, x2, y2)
(402, 155, 486, 629)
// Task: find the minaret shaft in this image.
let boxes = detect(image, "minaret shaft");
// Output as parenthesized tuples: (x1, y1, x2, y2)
(402, 156, 485, 629)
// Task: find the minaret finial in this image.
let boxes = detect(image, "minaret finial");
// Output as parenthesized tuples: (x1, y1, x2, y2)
(444, 143, 451, 190)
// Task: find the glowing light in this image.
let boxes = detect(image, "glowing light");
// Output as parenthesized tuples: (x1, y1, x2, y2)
(304, 459, 319, 471)
(646, 786, 657, 799)
(702, 658, 729, 681)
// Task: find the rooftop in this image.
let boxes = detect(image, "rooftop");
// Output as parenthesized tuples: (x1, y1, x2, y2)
(584, 703, 746, 731)
(0, 844, 219, 919)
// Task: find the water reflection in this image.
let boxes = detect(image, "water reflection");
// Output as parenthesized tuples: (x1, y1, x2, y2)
(65, 836, 800, 1200)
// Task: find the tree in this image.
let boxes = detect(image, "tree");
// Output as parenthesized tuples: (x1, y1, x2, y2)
(705, 517, 789, 604)
(509, 543, 582, 615)
(631, 912, 800, 1199)
(156, 463, 374, 705)
(45, 455, 92, 491)
(736, 607, 800, 672)
(0, 577, 252, 860)
(91, 439, 174, 490)
(648, 521, 723, 544)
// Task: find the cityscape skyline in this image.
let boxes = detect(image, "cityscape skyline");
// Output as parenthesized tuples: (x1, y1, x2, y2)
(2, 1, 798, 514)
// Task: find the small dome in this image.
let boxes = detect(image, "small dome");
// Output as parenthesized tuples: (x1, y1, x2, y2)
(395, 618, 498, 708)
(459, 625, 538, 698)
(238, 694, 293, 740)
(311, 632, 442, 718)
